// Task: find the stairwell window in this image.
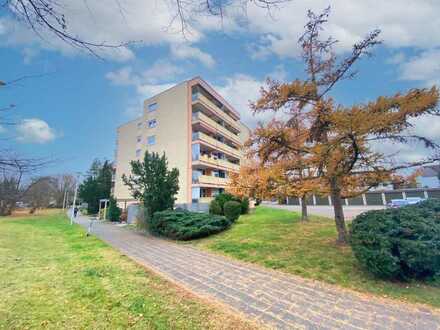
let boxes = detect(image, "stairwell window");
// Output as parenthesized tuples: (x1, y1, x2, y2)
(136, 149, 141, 157)
(147, 135, 156, 145)
(148, 102, 158, 112)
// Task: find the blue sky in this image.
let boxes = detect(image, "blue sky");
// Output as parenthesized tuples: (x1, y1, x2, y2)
(1, 0, 440, 176)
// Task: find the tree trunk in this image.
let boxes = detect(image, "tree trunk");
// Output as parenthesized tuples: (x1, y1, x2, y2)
(300, 195, 308, 221)
(329, 178, 348, 244)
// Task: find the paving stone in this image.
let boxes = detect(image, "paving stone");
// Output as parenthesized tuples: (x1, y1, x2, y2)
(74, 216, 440, 330)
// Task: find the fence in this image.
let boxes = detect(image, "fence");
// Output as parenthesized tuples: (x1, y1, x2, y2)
(285, 188, 440, 206)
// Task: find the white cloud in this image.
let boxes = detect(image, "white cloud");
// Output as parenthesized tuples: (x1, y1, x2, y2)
(170, 44, 215, 67)
(1, 0, 209, 62)
(105, 66, 138, 86)
(398, 49, 440, 86)
(22, 47, 39, 64)
(387, 52, 406, 65)
(142, 60, 184, 82)
(242, 1, 440, 58)
(106, 62, 179, 119)
(106, 60, 183, 87)
(16, 118, 56, 144)
(215, 73, 289, 128)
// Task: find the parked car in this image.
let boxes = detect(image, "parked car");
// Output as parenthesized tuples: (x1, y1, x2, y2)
(405, 197, 426, 205)
(387, 199, 409, 208)
(387, 197, 426, 208)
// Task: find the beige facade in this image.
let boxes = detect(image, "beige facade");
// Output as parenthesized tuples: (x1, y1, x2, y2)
(113, 77, 250, 207)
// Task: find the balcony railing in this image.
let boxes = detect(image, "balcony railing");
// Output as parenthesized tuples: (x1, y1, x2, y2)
(194, 154, 240, 172)
(192, 112, 241, 146)
(194, 175, 229, 186)
(192, 93, 241, 132)
(192, 132, 241, 159)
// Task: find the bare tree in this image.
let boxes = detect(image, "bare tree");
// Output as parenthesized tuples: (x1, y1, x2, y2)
(169, 0, 287, 33)
(52, 174, 75, 208)
(23, 176, 57, 212)
(3, 0, 288, 54)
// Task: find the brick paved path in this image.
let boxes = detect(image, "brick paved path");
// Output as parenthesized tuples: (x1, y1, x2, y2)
(75, 215, 440, 330)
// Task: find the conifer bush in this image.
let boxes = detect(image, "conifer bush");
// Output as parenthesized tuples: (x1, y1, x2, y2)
(350, 199, 440, 280)
(150, 210, 231, 240)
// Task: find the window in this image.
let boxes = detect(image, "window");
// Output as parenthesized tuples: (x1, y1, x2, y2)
(147, 135, 156, 145)
(136, 135, 141, 143)
(136, 149, 141, 157)
(148, 119, 157, 128)
(148, 102, 158, 112)
(192, 144, 200, 161)
(137, 122, 142, 129)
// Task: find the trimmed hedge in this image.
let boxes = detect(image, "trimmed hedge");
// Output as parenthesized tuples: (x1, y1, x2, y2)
(241, 197, 250, 214)
(224, 201, 242, 222)
(150, 210, 232, 240)
(215, 193, 240, 212)
(350, 199, 440, 280)
(209, 200, 222, 215)
(209, 193, 248, 217)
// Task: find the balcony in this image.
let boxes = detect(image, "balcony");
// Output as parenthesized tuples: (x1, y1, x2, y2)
(192, 112, 241, 146)
(192, 132, 241, 159)
(194, 175, 229, 186)
(193, 154, 240, 172)
(199, 197, 214, 203)
(192, 93, 241, 132)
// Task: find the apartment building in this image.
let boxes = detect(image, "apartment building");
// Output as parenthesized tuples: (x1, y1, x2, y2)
(113, 77, 250, 208)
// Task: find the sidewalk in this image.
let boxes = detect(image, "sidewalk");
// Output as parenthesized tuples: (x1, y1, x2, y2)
(74, 214, 440, 330)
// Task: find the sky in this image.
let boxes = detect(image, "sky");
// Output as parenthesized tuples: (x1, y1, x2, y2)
(1, 0, 440, 176)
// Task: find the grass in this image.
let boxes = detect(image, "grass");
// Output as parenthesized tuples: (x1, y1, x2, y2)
(191, 206, 440, 309)
(0, 212, 256, 329)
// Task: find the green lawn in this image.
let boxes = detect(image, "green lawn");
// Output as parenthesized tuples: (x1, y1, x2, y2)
(192, 206, 440, 308)
(0, 212, 255, 329)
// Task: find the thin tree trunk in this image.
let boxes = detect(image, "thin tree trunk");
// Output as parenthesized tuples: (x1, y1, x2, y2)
(300, 195, 308, 221)
(330, 178, 348, 244)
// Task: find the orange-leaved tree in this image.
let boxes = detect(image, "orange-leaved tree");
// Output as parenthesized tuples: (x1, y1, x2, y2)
(250, 7, 440, 243)
(245, 119, 322, 221)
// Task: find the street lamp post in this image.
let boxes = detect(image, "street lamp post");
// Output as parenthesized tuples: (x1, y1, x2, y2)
(70, 173, 81, 225)
(62, 188, 67, 211)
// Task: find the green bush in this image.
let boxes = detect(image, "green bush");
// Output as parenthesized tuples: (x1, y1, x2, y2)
(241, 197, 250, 214)
(223, 201, 242, 222)
(149, 210, 232, 240)
(350, 199, 440, 280)
(214, 193, 240, 213)
(209, 200, 222, 215)
(108, 197, 121, 222)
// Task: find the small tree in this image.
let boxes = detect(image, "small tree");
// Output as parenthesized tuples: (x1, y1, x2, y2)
(247, 119, 322, 221)
(79, 160, 113, 214)
(107, 197, 121, 222)
(122, 151, 179, 222)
